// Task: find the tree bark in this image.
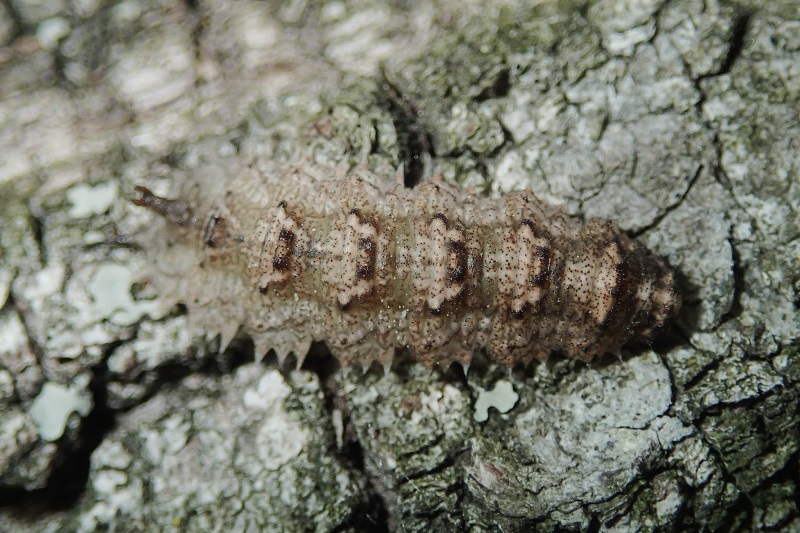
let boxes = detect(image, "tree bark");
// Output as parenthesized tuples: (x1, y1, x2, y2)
(0, 0, 798, 531)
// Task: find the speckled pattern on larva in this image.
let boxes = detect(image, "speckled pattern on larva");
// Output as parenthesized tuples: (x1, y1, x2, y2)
(135, 161, 680, 369)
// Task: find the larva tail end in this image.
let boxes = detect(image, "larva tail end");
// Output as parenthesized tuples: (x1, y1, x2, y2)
(131, 185, 154, 207)
(132, 185, 193, 226)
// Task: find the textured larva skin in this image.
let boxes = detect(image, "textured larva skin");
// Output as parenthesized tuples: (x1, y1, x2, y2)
(138, 161, 680, 369)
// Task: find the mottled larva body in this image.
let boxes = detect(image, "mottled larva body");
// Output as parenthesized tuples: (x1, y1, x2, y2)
(135, 161, 680, 370)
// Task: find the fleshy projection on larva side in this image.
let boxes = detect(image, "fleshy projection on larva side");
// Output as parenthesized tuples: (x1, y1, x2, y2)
(133, 163, 680, 372)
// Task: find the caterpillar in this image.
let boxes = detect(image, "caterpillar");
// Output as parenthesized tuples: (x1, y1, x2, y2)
(133, 161, 680, 371)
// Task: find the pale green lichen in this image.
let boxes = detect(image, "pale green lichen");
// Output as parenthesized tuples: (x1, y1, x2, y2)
(473, 380, 519, 422)
(87, 263, 160, 326)
(29, 381, 92, 442)
(66, 181, 118, 219)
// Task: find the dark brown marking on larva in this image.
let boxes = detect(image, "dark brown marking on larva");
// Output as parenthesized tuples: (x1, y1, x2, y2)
(272, 254, 290, 271)
(135, 167, 682, 368)
(357, 238, 376, 279)
(356, 264, 373, 280)
(426, 212, 468, 314)
(357, 235, 377, 277)
(272, 229, 295, 271)
(446, 239, 468, 283)
(509, 219, 552, 318)
(336, 210, 379, 310)
(520, 220, 551, 288)
(531, 245, 550, 287)
(278, 228, 293, 241)
(258, 203, 297, 292)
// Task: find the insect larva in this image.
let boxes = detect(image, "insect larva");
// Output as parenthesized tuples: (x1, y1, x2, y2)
(134, 164, 680, 370)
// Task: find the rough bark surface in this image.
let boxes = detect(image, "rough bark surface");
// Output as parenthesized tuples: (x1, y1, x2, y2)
(0, 0, 798, 531)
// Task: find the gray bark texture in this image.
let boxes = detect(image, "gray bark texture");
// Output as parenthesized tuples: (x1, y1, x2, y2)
(1, 0, 799, 531)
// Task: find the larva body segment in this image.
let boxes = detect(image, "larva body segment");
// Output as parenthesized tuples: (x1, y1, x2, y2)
(137, 162, 680, 369)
